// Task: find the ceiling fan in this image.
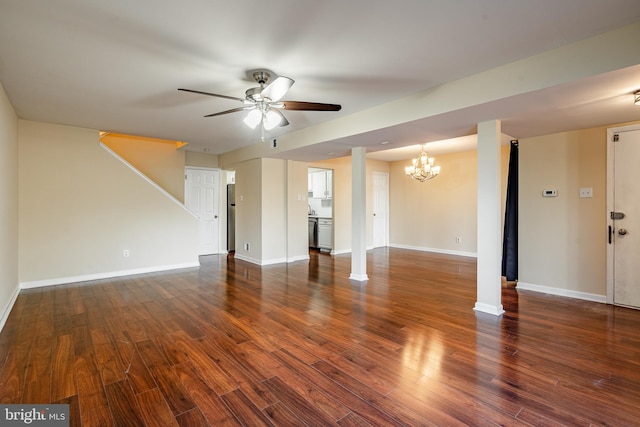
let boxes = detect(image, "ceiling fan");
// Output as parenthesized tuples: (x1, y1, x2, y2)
(179, 70, 342, 132)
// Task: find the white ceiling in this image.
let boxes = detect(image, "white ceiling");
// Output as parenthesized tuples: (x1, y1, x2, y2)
(1, 0, 640, 162)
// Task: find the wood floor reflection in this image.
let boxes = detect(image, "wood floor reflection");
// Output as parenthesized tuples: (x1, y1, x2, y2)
(1, 248, 639, 426)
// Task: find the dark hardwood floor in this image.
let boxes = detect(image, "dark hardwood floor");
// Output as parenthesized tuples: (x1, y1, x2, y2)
(1, 248, 640, 426)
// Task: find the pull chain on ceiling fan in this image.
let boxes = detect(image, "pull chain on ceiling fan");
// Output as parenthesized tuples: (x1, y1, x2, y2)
(179, 70, 342, 134)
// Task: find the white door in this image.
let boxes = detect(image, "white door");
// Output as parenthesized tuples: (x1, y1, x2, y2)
(608, 127, 640, 308)
(372, 172, 389, 248)
(185, 167, 220, 255)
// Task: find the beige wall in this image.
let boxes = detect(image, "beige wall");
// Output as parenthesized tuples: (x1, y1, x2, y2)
(185, 150, 219, 169)
(261, 159, 288, 263)
(1, 111, 629, 310)
(234, 158, 263, 263)
(18, 120, 200, 285)
(235, 158, 308, 265)
(519, 127, 607, 296)
(0, 83, 19, 327)
(102, 133, 186, 201)
(287, 160, 311, 261)
(308, 156, 391, 253)
(101, 134, 220, 204)
(389, 145, 509, 256)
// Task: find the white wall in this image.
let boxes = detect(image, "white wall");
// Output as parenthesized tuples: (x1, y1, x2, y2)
(0, 83, 19, 329)
(18, 120, 200, 286)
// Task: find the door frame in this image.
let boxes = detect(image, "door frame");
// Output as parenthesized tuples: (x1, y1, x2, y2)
(606, 123, 640, 305)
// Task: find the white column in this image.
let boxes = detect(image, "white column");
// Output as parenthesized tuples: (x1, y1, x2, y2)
(350, 147, 368, 281)
(475, 120, 504, 316)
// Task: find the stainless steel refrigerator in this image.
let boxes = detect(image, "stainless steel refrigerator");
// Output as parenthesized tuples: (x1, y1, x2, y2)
(227, 184, 235, 252)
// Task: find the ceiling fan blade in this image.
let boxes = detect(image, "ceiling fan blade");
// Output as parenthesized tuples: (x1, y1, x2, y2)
(281, 101, 342, 111)
(178, 88, 245, 103)
(260, 76, 294, 102)
(274, 109, 289, 127)
(204, 106, 255, 118)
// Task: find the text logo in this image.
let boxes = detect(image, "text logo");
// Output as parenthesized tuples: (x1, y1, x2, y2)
(1, 405, 69, 426)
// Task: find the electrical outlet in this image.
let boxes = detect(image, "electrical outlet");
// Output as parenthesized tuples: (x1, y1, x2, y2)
(455, 237, 462, 243)
(123, 249, 130, 257)
(244, 242, 250, 251)
(579, 187, 593, 198)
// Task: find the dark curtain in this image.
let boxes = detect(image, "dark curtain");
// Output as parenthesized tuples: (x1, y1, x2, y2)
(501, 140, 518, 281)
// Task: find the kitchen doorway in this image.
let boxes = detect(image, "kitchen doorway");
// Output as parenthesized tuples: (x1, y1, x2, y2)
(308, 167, 334, 253)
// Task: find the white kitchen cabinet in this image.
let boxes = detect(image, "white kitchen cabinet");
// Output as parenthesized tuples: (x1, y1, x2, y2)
(310, 170, 333, 199)
(317, 218, 333, 250)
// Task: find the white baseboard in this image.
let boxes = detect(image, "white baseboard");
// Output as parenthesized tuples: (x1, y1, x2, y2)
(0, 285, 20, 333)
(474, 302, 505, 316)
(19, 261, 201, 289)
(516, 282, 606, 303)
(235, 254, 310, 265)
(234, 254, 269, 266)
(349, 273, 369, 282)
(261, 257, 288, 266)
(287, 255, 310, 263)
(389, 243, 477, 258)
(332, 249, 351, 255)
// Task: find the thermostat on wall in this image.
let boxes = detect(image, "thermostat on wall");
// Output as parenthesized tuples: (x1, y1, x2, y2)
(542, 189, 558, 197)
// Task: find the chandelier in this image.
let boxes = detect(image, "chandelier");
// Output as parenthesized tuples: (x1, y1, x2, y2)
(405, 144, 441, 182)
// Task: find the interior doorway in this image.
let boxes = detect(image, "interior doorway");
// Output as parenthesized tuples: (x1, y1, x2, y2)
(308, 167, 334, 253)
(607, 124, 640, 309)
(372, 172, 389, 248)
(184, 167, 221, 255)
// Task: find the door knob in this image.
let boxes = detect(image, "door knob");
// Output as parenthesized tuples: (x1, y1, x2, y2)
(618, 228, 628, 236)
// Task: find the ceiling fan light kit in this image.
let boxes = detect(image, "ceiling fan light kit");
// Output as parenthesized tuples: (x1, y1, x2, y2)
(179, 70, 341, 133)
(243, 109, 262, 129)
(263, 110, 284, 130)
